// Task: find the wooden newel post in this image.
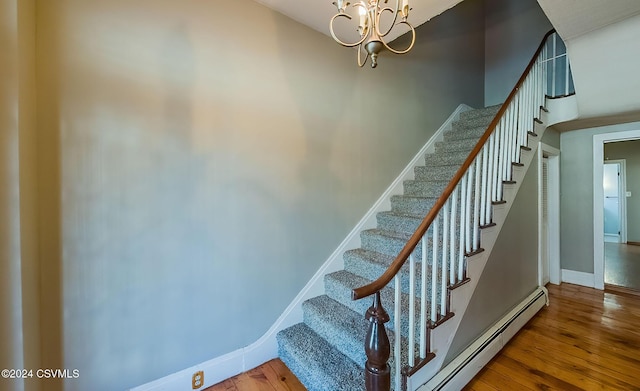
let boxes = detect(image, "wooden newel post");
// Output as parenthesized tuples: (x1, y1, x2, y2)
(364, 291, 391, 391)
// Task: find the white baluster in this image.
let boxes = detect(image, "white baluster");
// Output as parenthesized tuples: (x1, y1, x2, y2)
(408, 254, 415, 367)
(507, 102, 516, 176)
(431, 213, 439, 323)
(449, 187, 458, 285)
(480, 146, 488, 227)
(441, 201, 449, 316)
(459, 173, 468, 281)
(465, 166, 473, 253)
(491, 129, 500, 202)
(472, 158, 481, 249)
(420, 235, 427, 358)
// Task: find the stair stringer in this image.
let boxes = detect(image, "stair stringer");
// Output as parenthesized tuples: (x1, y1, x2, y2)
(406, 109, 552, 390)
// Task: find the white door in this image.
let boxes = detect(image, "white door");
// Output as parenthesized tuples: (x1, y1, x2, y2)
(541, 157, 550, 285)
(603, 162, 621, 242)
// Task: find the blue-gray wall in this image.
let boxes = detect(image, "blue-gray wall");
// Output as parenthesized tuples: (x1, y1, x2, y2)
(560, 122, 640, 273)
(35, 1, 485, 389)
(605, 140, 640, 242)
(484, 0, 553, 106)
(446, 0, 551, 364)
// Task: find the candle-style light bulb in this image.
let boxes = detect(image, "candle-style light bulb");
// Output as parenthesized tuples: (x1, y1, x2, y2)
(401, 0, 409, 18)
(358, 5, 368, 36)
(333, 0, 350, 13)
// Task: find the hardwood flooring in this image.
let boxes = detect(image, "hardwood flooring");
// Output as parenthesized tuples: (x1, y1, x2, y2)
(465, 283, 640, 390)
(605, 242, 640, 292)
(205, 358, 306, 391)
(208, 283, 640, 390)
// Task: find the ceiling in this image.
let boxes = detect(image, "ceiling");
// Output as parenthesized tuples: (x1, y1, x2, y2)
(253, 0, 464, 42)
(537, 0, 640, 122)
(537, 0, 640, 41)
(253, 0, 640, 122)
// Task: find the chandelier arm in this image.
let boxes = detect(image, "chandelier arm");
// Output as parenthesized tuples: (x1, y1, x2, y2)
(357, 43, 369, 67)
(380, 21, 415, 54)
(329, 12, 369, 48)
(376, 0, 401, 38)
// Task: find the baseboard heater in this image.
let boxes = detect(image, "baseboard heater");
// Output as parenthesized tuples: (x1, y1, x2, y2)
(420, 287, 548, 391)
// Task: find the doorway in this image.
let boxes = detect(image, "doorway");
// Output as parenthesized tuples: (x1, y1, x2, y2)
(603, 160, 626, 243)
(539, 143, 560, 286)
(593, 131, 640, 291)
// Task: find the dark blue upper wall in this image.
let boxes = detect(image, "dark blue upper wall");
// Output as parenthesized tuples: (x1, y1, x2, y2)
(484, 0, 553, 106)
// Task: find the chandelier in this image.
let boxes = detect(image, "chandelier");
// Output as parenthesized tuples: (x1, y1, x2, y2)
(330, 0, 416, 68)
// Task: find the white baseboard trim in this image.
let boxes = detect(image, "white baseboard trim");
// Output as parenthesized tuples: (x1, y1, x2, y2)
(130, 104, 474, 391)
(561, 269, 596, 288)
(418, 288, 548, 391)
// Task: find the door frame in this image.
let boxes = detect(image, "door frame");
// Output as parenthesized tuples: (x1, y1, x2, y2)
(593, 130, 640, 290)
(603, 159, 627, 243)
(538, 143, 561, 286)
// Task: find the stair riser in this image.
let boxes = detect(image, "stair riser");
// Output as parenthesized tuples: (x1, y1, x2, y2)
(391, 196, 437, 216)
(451, 115, 495, 130)
(361, 228, 465, 261)
(459, 105, 500, 120)
(414, 165, 460, 181)
(443, 126, 487, 142)
(361, 230, 424, 259)
(434, 138, 479, 153)
(424, 151, 469, 167)
(376, 212, 423, 234)
(403, 180, 449, 198)
(344, 254, 445, 297)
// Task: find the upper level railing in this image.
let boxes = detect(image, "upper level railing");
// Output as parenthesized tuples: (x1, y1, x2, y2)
(353, 30, 574, 391)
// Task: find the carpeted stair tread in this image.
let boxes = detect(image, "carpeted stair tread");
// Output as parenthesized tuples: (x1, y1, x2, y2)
(344, 248, 436, 295)
(424, 150, 470, 166)
(361, 228, 426, 259)
(277, 323, 365, 391)
(303, 294, 414, 385)
(414, 165, 461, 181)
(376, 210, 424, 234)
(303, 295, 369, 366)
(443, 125, 489, 142)
(459, 104, 501, 120)
(450, 115, 496, 130)
(324, 270, 429, 338)
(434, 138, 480, 153)
(277, 105, 506, 386)
(403, 179, 449, 197)
(391, 194, 438, 216)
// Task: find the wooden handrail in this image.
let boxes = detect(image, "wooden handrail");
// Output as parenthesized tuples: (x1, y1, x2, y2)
(352, 29, 556, 301)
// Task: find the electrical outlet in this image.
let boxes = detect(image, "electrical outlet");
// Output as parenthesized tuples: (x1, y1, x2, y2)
(192, 371, 204, 389)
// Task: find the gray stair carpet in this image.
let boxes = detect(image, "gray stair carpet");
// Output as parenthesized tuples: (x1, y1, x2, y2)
(276, 105, 501, 391)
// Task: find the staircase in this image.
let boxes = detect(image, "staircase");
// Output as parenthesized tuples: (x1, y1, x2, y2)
(275, 29, 571, 391)
(276, 105, 501, 391)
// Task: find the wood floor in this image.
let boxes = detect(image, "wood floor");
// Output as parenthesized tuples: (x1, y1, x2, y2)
(465, 283, 640, 390)
(208, 283, 640, 390)
(605, 242, 640, 292)
(204, 358, 306, 391)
